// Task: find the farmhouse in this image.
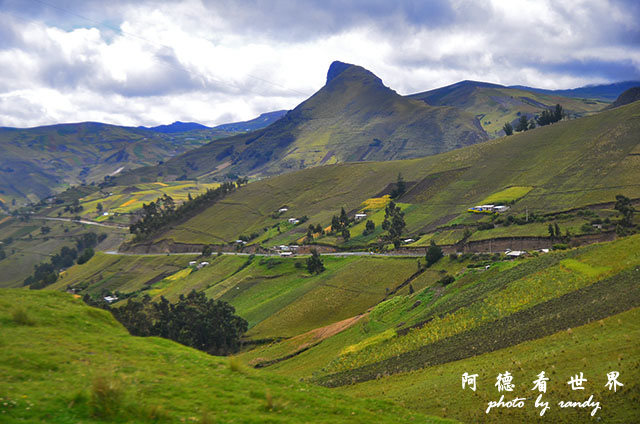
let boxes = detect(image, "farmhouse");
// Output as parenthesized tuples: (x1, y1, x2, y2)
(103, 295, 118, 303)
(288, 218, 300, 224)
(278, 207, 289, 213)
(198, 261, 210, 269)
(279, 251, 293, 257)
(188, 260, 197, 266)
(468, 204, 510, 213)
(355, 213, 367, 220)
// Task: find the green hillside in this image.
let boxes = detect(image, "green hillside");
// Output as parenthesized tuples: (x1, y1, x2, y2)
(140, 99, 639, 248)
(0, 289, 450, 423)
(118, 61, 488, 184)
(408, 80, 609, 135)
(0, 122, 234, 206)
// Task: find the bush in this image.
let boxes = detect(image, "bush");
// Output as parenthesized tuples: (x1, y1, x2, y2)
(553, 243, 569, 250)
(89, 376, 124, 418)
(425, 241, 443, 267)
(438, 275, 455, 286)
(11, 307, 35, 326)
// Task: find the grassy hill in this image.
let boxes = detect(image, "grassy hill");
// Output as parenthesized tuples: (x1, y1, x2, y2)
(408, 80, 609, 135)
(118, 61, 488, 184)
(0, 289, 451, 423)
(139, 99, 639, 248)
(0, 122, 233, 206)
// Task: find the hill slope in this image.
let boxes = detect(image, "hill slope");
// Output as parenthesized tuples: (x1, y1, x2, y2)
(607, 87, 640, 109)
(213, 110, 288, 132)
(0, 289, 450, 423)
(141, 100, 640, 247)
(118, 61, 488, 183)
(409, 80, 609, 135)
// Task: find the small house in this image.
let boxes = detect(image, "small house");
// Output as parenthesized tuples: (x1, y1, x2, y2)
(403, 238, 415, 243)
(355, 213, 367, 220)
(189, 261, 197, 266)
(198, 261, 210, 269)
(103, 295, 118, 303)
(279, 251, 293, 257)
(278, 207, 289, 213)
(505, 250, 526, 258)
(288, 218, 300, 224)
(279, 245, 290, 251)
(493, 205, 509, 213)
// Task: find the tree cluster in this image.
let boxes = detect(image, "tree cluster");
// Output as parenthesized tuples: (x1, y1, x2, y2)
(330, 207, 352, 234)
(382, 201, 406, 248)
(614, 194, 635, 227)
(130, 182, 236, 240)
(362, 219, 375, 236)
(306, 248, 325, 274)
(425, 240, 443, 267)
(536, 104, 564, 126)
(515, 115, 536, 132)
(86, 290, 248, 355)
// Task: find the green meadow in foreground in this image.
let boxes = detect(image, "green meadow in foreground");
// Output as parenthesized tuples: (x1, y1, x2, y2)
(0, 289, 452, 423)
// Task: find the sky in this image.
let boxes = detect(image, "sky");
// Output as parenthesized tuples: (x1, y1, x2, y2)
(0, 0, 639, 128)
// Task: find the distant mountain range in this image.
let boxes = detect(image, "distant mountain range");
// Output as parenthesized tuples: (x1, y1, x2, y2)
(139, 111, 288, 134)
(509, 80, 640, 101)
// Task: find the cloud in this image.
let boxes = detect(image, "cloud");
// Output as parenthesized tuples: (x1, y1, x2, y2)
(0, 0, 638, 127)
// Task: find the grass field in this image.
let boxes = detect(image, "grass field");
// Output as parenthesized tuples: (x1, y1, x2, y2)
(0, 289, 451, 423)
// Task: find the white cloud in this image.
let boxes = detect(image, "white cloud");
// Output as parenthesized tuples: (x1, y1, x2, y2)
(0, 0, 638, 127)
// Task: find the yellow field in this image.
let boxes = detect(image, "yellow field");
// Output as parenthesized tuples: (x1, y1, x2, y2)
(360, 195, 391, 211)
(480, 186, 533, 204)
(119, 198, 138, 208)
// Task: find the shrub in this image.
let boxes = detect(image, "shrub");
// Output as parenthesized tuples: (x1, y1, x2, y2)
(438, 275, 455, 286)
(89, 376, 124, 418)
(553, 243, 569, 250)
(11, 307, 35, 326)
(228, 356, 246, 373)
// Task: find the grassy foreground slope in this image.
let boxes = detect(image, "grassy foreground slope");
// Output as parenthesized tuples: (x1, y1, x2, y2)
(152, 100, 640, 245)
(0, 290, 451, 423)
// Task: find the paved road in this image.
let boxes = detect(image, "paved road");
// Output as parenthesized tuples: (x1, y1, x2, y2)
(104, 250, 422, 257)
(33, 216, 128, 229)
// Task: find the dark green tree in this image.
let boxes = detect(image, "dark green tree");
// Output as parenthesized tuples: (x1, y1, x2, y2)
(515, 115, 529, 132)
(391, 173, 406, 199)
(202, 245, 212, 257)
(306, 248, 325, 274)
(341, 228, 351, 241)
(425, 240, 443, 267)
(503, 122, 513, 136)
(615, 194, 635, 226)
(548, 223, 554, 239)
(363, 219, 375, 236)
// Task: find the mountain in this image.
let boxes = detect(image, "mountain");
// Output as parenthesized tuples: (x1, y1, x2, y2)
(509, 80, 640, 101)
(607, 86, 640, 109)
(213, 110, 288, 132)
(408, 80, 609, 136)
(140, 121, 210, 133)
(0, 122, 225, 205)
(118, 61, 489, 183)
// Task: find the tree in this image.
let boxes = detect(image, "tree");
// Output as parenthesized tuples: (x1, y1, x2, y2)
(503, 122, 513, 136)
(306, 248, 325, 274)
(339, 207, 350, 228)
(96, 203, 103, 213)
(554, 223, 561, 238)
(341, 228, 351, 241)
(425, 240, 443, 267)
(383, 201, 405, 248)
(515, 115, 529, 132)
(409, 284, 415, 294)
(528, 119, 536, 130)
(76, 248, 94, 265)
(391, 173, 406, 199)
(202, 245, 212, 257)
(548, 223, 554, 239)
(614, 194, 635, 227)
(363, 219, 375, 236)
(553, 104, 564, 122)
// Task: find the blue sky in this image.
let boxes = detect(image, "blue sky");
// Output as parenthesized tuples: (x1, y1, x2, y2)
(0, 0, 638, 127)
